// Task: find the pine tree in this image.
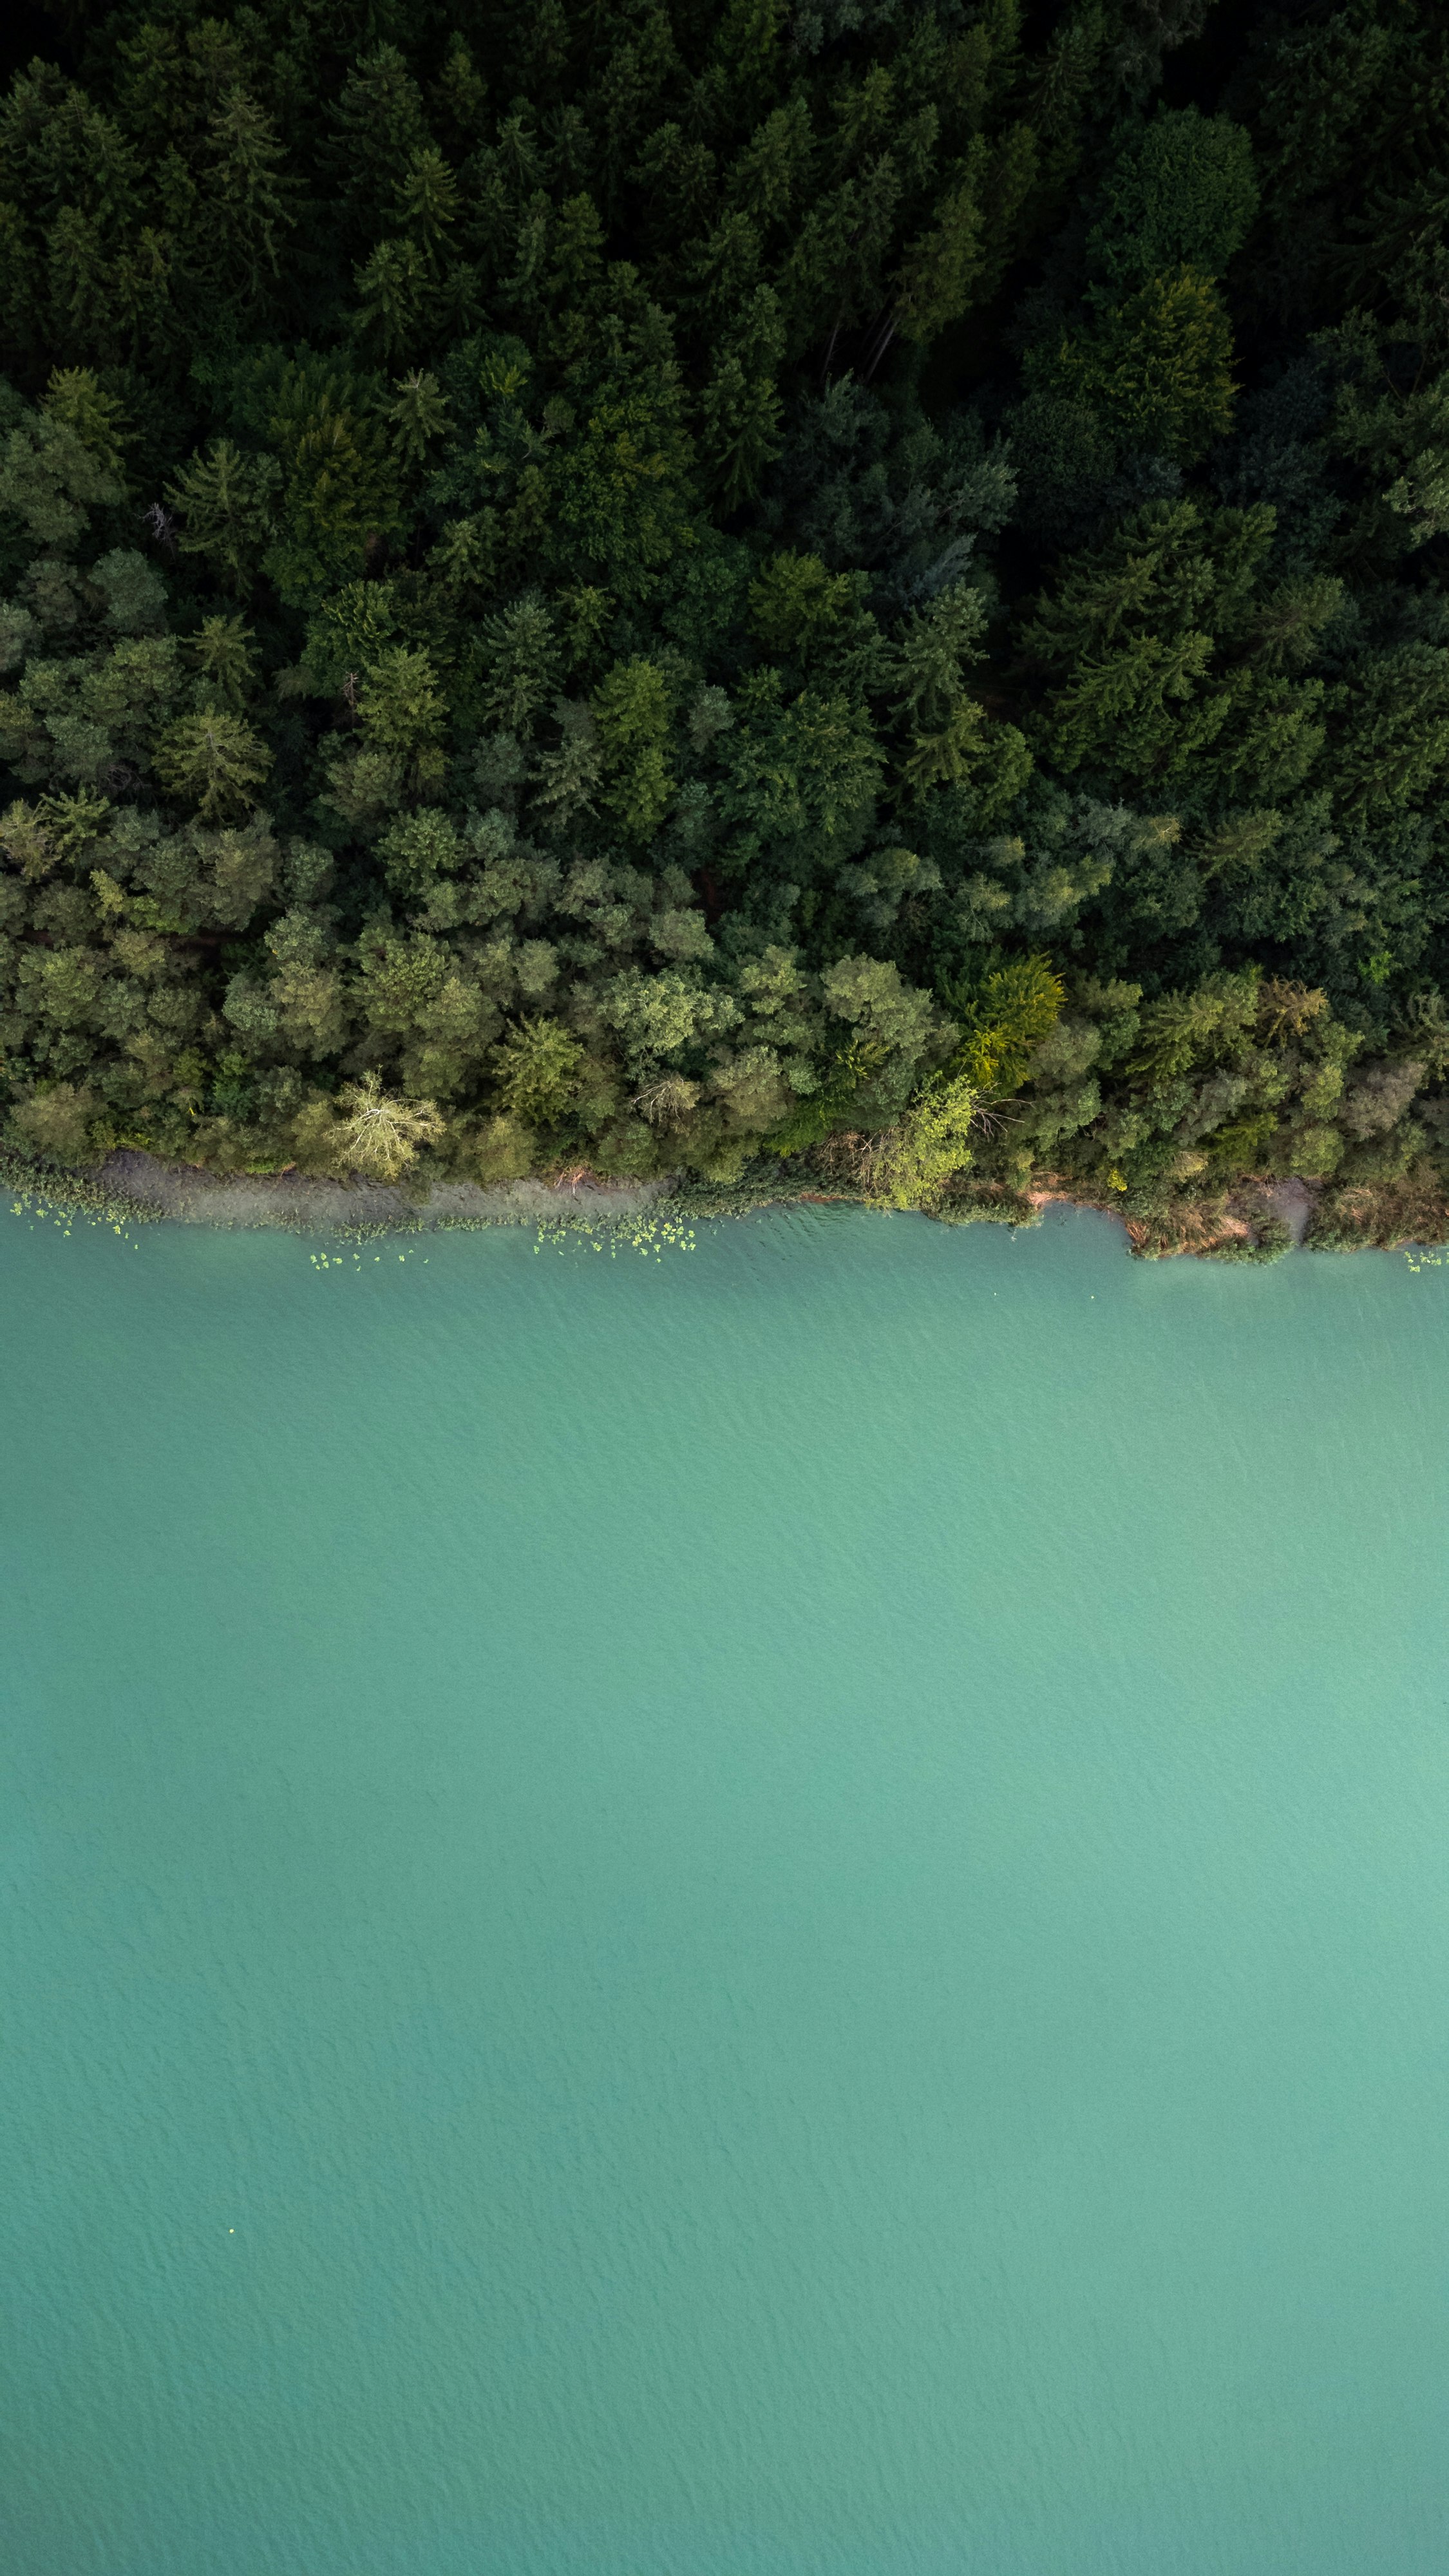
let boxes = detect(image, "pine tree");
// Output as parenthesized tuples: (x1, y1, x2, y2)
(193, 89, 294, 306)
(154, 708, 270, 820)
(594, 658, 675, 838)
(189, 616, 257, 709)
(164, 441, 280, 596)
(490, 1018, 583, 1124)
(887, 148, 988, 352)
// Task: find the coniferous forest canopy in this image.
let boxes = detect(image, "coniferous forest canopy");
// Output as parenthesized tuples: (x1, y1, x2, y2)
(0, 0, 1446, 1247)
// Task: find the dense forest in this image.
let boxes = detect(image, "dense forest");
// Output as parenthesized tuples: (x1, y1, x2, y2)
(0, 0, 1445, 1247)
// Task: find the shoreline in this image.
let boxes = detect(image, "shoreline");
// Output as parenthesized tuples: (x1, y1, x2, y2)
(0, 1145, 1390, 1260)
(84, 1150, 665, 1236)
(1022, 1176, 1316, 1253)
(5, 1143, 1445, 1264)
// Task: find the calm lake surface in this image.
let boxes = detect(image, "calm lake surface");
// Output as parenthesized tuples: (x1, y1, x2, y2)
(4, 1202, 1449, 2575)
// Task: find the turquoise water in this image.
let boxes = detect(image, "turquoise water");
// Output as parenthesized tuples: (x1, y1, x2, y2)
(3, 1203, 1449, 2575)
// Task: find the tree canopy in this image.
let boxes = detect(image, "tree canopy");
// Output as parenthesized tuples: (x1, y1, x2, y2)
(1, 0, 1446, 1240)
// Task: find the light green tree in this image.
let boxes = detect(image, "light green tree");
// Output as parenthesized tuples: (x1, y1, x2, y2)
(491, 1016, 583, 1124)
(189, 616, 256, 708)
(154, 708, 270, 819)
(593, 658, 674, 839)
(334, 1070, 444, 1178)
(165, 440, 279, 597)
(875, 1068, 979, 1208)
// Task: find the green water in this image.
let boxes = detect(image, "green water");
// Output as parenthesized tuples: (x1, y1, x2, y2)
(4, 1204, 1449, 2575)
